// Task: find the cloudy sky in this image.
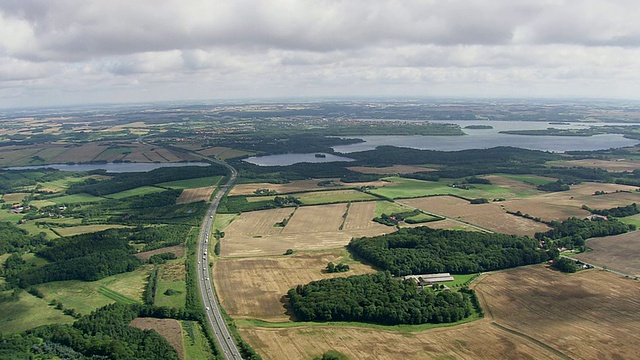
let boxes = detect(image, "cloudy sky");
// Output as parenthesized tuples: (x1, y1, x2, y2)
(1, 0, 640, 108)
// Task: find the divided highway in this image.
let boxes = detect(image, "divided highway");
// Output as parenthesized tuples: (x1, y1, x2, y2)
(196, 158, 242, 359)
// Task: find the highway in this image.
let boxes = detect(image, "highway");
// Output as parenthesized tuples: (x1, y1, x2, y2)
(195, 158, 242, 359)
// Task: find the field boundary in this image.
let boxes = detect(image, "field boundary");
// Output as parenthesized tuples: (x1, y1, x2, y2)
(97, 286, 140, 304)
(490, 322, 573, 360)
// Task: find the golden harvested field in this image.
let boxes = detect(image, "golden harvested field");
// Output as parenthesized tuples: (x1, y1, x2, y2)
(221, 202, 392, 257)
(240, 322, 561, 360)
(240, 265, 640, 360)
(223, 208, 295, 236)
(555, 158, 640, 172)
(53, 224, 128, 237)
(52, 143, 110, 163)
(176, 186, 215, 204)
(197, 146, 254, 160)
(134, 245, 185, 261)
(399, 196, 550, 235)
(573, 232, 640, 277)
(502, 182, 640, 222)
(347, 165, 436, 174)
(229, 179, 394, 196)
(215, 250, 376, 321)
(2, 192, 28, 203)
(130, 318, 184, 359)
(282, 204, 347, 234)
(475, 265, 640, 360)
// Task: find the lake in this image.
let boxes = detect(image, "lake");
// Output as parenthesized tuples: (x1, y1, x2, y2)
(243, 153, 354, 166)
(2, 162, 212, 173)
(332, 120, 640, 153)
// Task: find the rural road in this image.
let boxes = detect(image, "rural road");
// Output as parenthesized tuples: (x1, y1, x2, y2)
(195, 156, 242, 360)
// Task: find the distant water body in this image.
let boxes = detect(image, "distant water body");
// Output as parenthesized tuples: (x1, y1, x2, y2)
(332, 120, 640, 153)
(2, 162, 211, 173)
(244, 153, 354, 167)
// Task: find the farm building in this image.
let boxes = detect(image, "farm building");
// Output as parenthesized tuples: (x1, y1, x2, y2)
(403, 273, 454, 286)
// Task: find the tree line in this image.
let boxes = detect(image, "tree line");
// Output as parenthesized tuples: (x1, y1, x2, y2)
(349, 227, 551, 276)
(288, 272, 472, 325)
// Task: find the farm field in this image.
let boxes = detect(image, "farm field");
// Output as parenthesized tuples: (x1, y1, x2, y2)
(154, 259, 187, 309)
(239, 317, 560, 360)
(573, 232, 640, 277)
(134, 244, 184, 261)
(369, 177, 530, 200)
(159, 176, 222, 189)
(238, 265, 640, 360)
(374, 200, 414, 217)
(229, 179, 392, 196)
(176, 186, 215, 204)
(399, 196, 550, 235)
(502, 182, 640, 222)
(130, 318, 184, 359)
(490, 174, 557, 186)
(0, 290, 73, 333)
(35, 265, 152, 315)
(221, 202, 392, 257)
(47, 193, 105, 204)
(52, 224, 128, 237)
(105, 185, 166, 199)
(347, 165, 436, 174)
(294, 189, 378, 205)
(214, 250, 377, 321)
(196, 146, 254, 160)
(474, 265, 640, 360)
(551, 158, 640, 172)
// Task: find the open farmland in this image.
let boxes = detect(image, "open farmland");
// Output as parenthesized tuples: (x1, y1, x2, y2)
(176, 186, 215, 204)
(399, 196, 550, 235)
(214, 250, 376, 321)
(475, 265, 640, 360)
(347, 165, 436, 174)
(0, 291, 73, 333)
(238, 265, 640, 360)
(295, 189, 378, 205)
(239, 318, 561, 360)
(196, 146, 254, 160)
(229, 179, 392, 196)
(130, 318, 184, 359)
(369, 177, 528, 200)
(552, 158, 640, 172)
(502, 182, 640, 222)
(134, 244, 184, 261)
(53, 224, 128, 237)
(221, 202, 392, 257)
(573, 232, 640, 277)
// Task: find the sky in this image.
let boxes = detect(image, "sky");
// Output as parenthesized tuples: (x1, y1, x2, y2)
(1, 0, 640, 108)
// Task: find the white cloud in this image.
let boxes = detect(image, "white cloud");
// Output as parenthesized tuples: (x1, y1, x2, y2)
(1, 0, 640, 107)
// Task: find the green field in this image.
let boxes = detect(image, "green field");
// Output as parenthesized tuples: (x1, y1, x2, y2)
(440, 273, 480, 287)
(106, 185, 166, 199)
(35, 265, 152, 315)
(37, 176, 92, 193)
(296, 189, 378, 205)
(182, 320, 215, 359)
(213, 213, 238, 231)
(0, 290, 74, 333)
(619, 214, 640, 228)
(155, 279, 187, 308)
(498, 174, 556, 186)
(159, 176, 222, 189)
(47, 193, 105, 204)
(405, 212, 441, 223)
(369, 177, 523, 200)
(53, 224, 129, 237)
(374, 201, 414, 217)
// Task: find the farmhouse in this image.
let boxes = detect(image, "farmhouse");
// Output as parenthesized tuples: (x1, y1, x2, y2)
(403, 273, 454, 286)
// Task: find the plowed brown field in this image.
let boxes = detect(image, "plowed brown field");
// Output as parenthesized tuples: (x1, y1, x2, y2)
(399, 196, 550, 235)
(215, 250, 376, 321)
(130, 318, 184, 359)
(573, 231, 640, 277)
(176, 187, 215, 204)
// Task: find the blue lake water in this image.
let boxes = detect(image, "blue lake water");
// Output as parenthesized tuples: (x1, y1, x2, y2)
(332, 120, 640, 153)
(243, 153, 354, 166)
(2, 162, 211, 173)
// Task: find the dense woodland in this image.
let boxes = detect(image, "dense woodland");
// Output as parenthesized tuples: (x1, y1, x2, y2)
(349, 227, 550, 276)
(67, 165, 225, 196)
(0, 222, 46, 255)
(534, 217, 632, 250)
(288, 272, 472, 325)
